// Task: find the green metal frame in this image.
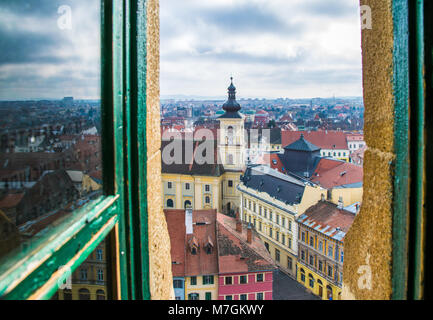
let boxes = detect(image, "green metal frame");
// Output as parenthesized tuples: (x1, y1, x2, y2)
(0, 0, 151, 300)
(392, 0, 432, 300)
(391, 0, 411, 300)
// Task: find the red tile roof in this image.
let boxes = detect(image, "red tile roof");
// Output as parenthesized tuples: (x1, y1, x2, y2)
(216, 213, 275, 274)
(164, 209, 186, 277)
(346, 133, 364, 141)
(296, 200, 355, 242)
(282, 130, 348, 150)
(311, 158, 363, 188)
(257, 153, 285, 173)
(164, 209, 218, 277)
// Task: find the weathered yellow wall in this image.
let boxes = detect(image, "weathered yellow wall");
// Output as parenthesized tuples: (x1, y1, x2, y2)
(146, 0, 174, 300)
(342, 0, 394, 300)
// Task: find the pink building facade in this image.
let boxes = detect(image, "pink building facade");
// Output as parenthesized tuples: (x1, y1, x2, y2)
(218, 271, 273, 300)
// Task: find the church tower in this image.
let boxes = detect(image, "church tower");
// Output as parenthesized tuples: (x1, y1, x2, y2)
(217, 77, 245, 215)
(217, 77, 245, 171)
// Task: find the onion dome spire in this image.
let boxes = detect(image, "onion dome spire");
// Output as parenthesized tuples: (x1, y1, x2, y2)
(222, 76, 241, 113)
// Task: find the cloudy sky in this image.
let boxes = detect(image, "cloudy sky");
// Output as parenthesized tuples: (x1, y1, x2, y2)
(161, 0, 363, 99)
(0, 0, 100, 100)
(0, 0, 363, 101)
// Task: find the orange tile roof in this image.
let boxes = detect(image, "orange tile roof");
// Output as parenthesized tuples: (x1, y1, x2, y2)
(296, 201, 355, 242)
(282, 130, 348, 150)
(164, 209, 186, 277)
(216, 213, 275, 274)
(164, 209, 218, 277)
(311, 158, 363, 188)
(257, 153, 285, 173)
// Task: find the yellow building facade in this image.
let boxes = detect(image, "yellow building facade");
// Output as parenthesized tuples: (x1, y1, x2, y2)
(184, 274, 218, 300)
(238, 166, 327, 278)
(54, 240, 108, 300)
(296, 200, 354, 300)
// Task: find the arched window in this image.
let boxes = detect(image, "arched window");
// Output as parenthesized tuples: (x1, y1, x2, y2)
(205, 196, 210, 204)
(326, 285, 333, 300)
(227, 126, 234, 145)
(300, 268, 305, 282)
(166, 199, 174, 208)
(78, 288, 90, 300)
(96, 289, 106, 300)
(308, 274, 315, 288)
(188, 293, 199, 300)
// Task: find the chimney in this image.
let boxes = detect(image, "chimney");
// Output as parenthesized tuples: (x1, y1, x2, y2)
(185, 207, 193, 234)
(337, 197, 344, 209)
(247, 223, 253, 244)
(235, 211, 242, 234)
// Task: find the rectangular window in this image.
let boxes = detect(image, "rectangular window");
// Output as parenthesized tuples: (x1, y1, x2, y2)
(319, 260, 323, 272)
(228, 180, 233, 187)
(239, 275, 247, 284)
(257, 292, 264, 300)
(205, 184, 210, 192)
(287, 257, 293, 270)
(80, 268, 87, 281)
(309, 255, 314, 266)
(190, 276, 197, 285)
(202, 275, 214, 285)
(225, 276, 233, 285)
(256, 273, 264, 282)
(328, 266, 333, 277)
(264, 208, 267, 218)
(288, 237, 292, 249)
(276, 231, 280, 242)
(96, 248, 103, 261)
(173, 280, 183, 288)
(205, 292, 212, 300)
(225, 295, 233, 300)
(301, 250, 305, 261)
(310, 236, 314, 247)
(319, 240, 323, 252)
(97, 269, 104, 281)
(253, 203, 256, 212)
(269, 228, 273, 238)
(275, 249, 280, 262)
(341, 251, 344, 263)
(289, 221, 292, 231)
(276, 214, 280, 225)
(328, 245, 334, 258)
(240, 294, 247, 300)
(259, 221, 262, 231)
(282, 234, 286, 245)
(168, 181, 172, 189)
(282, 217, 285, 228)
(185, 183, 190, 190)
(259, 206, 262, 215)
(301, 232, 306, 242)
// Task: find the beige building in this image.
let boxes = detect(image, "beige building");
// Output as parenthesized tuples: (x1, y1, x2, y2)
(238, 165, 327, 278)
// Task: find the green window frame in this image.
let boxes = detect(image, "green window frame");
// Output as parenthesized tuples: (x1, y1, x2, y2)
(0, 0, 152, 300)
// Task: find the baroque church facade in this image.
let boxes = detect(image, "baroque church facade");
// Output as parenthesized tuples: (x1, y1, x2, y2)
(161, 78, 246, 215)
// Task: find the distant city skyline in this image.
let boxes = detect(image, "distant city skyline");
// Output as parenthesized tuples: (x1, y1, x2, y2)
(161, 0, 363, 99)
